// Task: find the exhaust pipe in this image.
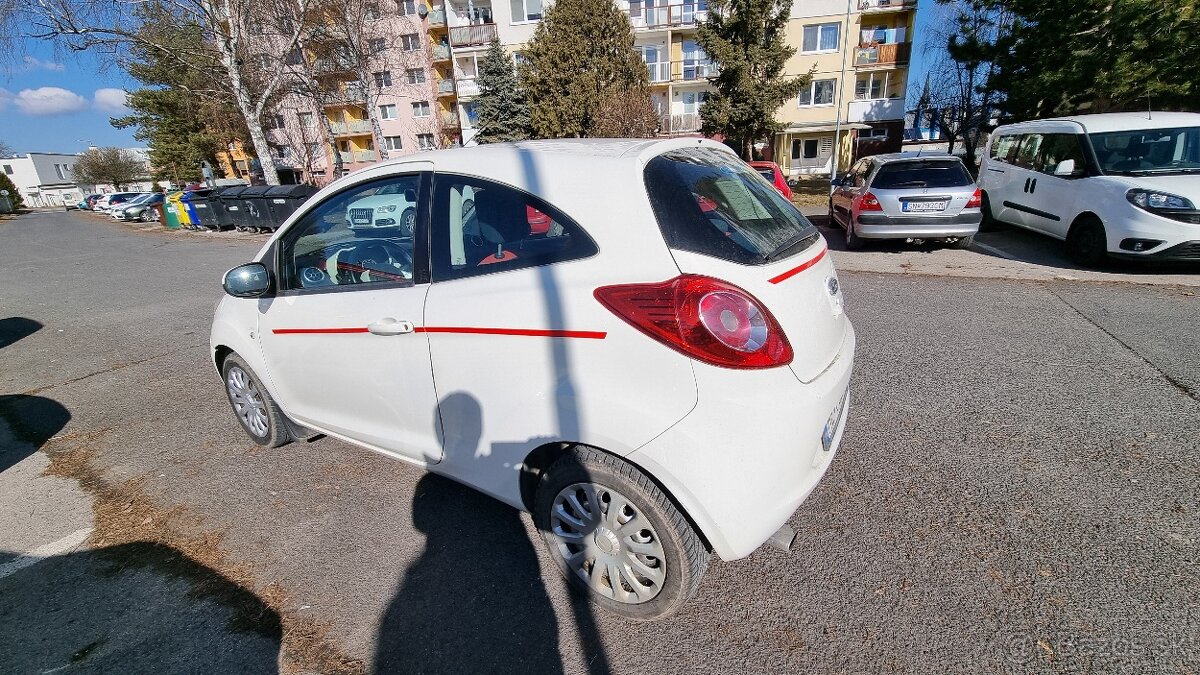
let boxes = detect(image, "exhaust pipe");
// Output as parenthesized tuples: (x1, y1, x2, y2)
(767, 524, 796, 553)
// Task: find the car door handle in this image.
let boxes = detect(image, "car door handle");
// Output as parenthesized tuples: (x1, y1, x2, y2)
(1030, 178, 1037, 193)
(367, 318, 414, 336)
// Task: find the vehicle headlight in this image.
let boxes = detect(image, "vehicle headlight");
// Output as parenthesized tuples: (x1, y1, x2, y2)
(378, 205, 397, 213)
(1126, 189, 1195, 211)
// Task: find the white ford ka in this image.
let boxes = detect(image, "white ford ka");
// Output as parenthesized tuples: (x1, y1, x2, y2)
(211, 139, 855, 620)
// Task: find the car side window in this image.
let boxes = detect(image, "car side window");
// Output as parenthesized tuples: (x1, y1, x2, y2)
(852, 160, 870, 187)
(278, 174, 424, 293)
(430, 174, 597, 282)
(1036, 134, 1087, 177)
(1013, 134, 1044, 170)
(991, 134, 1021, 164)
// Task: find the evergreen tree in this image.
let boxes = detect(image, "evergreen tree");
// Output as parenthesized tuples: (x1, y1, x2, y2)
(0, 171, 24, 210)
(697, 0, 807, 159)
(474, 38, 531, 143)
(519, 0, 648, 138)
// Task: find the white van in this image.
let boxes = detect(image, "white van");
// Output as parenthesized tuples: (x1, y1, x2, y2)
(978, 112, 1200, 266)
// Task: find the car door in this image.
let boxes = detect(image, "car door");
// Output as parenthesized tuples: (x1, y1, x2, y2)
(1003, 133, 1047, 232)
(831, 159, 868, 227)
(1022, 133, 1088, 239)
(255, 169, 444, 465)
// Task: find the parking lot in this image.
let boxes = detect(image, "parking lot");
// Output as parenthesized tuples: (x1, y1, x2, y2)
(1, 209, 1198, 674)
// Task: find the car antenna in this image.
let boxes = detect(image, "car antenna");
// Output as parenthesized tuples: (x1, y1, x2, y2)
(1147, 87, 1152, 120)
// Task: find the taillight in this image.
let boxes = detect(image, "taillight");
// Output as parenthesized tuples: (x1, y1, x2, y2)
(594, 275, 793, 369)
(965, 189, 982, 209)
(858, 192, 883, 212)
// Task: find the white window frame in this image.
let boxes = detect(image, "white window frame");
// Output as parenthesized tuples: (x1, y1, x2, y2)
(369, 37, 387, 54)
(412, 101, 431, 118)
(801, 22, 840, 54)
(298, 111, 316, 127)
(399, 33, 420, 51)
(798, 78, 837, 107)
(379, 104, 398, 120)
(855, 71, 888, 100)
(406, 68, 426, 84)
(364, 2, 381, 19)
(417, 133, 437, 150)
(384, 135, 404, 151)
(398, 0, 417, 15)
(509, 0, 543, 24)
(374, 70, 393, 88)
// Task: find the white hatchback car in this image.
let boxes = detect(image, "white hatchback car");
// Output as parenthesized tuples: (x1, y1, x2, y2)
(211, 139, 855, 619)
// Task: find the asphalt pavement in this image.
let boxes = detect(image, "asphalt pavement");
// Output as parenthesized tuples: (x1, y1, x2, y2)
(1, 210, 1197, 674)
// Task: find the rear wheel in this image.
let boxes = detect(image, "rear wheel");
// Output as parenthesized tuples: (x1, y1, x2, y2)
(978, 192, 1002, 232)
(1066, 217, 1109, 267)
(951, 234, 975, 249)
(535, 446, 708, 621)
(844, 219, 863, 250)
(221, 354, 292, 448)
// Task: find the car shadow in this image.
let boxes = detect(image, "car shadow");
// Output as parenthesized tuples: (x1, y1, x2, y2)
(0, 394, 70, 474)
(818, 226, 963, 255)
(972, 222, 1200, 275)
(0, 541, 282, 674)
(0, 317, 43, 349)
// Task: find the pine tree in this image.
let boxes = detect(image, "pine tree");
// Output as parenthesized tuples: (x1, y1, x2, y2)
(474, 38, 531, 144)
(519, 0, 648, 138)
(697, 0, 807, 159)
(0, 171, 24, 210)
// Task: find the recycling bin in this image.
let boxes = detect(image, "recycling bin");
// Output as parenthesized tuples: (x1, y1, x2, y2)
(217, 186, 249, 230)
(181, 189, 215, 230)
(237, 185, 274, 232)
(162, 192, 185, 230)
(265, 184, 317, 230)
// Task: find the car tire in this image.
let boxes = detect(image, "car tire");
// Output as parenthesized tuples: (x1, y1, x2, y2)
(844, 220, 863, 250)
(400, 207, 416, 237)
(1066, 217, 1109, 267)
(535, 446, 709, 621)
(978, 192, 1002, 232)
(952, 234, 975, 249)
(221, 354, 292, 448)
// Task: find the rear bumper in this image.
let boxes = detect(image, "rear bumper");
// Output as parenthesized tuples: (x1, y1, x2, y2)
(628, 322, 856, 561)
(855, 212, 981, 239)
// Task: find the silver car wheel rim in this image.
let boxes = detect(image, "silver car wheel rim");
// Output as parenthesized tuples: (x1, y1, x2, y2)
(550, 483, 667, 604)
(226, 366, 269, 437)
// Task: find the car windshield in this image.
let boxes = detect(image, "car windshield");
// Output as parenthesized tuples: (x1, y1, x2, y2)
(644, 148, 819, 265)
(871, 161, 973, 189)
(1090, 126, 1200, 175)
(755, 168, 775, 182)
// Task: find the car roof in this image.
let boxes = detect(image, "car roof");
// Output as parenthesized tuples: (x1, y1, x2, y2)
(863, 152, 964, 165)
(998, 111, 1200, 135)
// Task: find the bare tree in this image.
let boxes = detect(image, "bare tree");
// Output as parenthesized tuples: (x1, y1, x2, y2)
(19, 0, 320, 184)
(592, 89, 660, 138)
(0, 139, 12, 157)
(73, 147, 148, 190)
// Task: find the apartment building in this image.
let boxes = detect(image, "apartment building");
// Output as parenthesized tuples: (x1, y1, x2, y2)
(774, 0, 914, 178)
(622, 0, 716, 135)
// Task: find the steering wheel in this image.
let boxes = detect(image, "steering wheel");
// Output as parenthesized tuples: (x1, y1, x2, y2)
(340, 240, 412, 283)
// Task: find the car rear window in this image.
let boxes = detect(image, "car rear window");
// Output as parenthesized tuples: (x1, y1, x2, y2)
(644, 148, 819, 265)
(871, 161, 973, 189)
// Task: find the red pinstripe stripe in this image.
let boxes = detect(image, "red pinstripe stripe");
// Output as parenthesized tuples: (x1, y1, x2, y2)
(767, 246, 828, 285)
(272, 326, 606, 339)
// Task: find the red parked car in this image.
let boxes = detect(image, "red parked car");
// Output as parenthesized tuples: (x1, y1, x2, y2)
(748, 161, 793, 200)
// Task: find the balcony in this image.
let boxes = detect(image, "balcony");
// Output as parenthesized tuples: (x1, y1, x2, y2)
(312, 55, 357, 75)
(673, 59, 717, 81)
(437, 78, 457, 96)
(456, 77, 481, 97)
(432, 43, 452, 60)
(428, 7, 446, 26)
(449, 22, 498, 47)
(330, 120, 373, 135)
(626, 3, 708, 30)
(441, 110, 460, 127)
(860, 27, 906, 46)
(338, 151, 353, 163)
(662, 112, 701, 134)
(645, 61, 670, 83)
(854, 42, 911, 68)
(858, 0, 915, 12)
(354, 150, 378, 162)
(847, 97, 905, 123)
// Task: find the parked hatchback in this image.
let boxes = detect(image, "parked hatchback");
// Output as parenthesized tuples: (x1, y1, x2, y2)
(748, 160, 793, 200)
(211, 139, 855, 620)
(829, 153, 982, 249)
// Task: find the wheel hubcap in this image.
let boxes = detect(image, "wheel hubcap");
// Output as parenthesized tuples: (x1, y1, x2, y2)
(549, 483, 667, 604)
(226, 366, 269, 437)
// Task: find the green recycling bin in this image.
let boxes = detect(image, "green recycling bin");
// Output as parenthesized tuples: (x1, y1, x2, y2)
(162, 192, 184, 229)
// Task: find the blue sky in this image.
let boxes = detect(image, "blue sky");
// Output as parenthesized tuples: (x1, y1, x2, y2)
(0, 40, 141, 155)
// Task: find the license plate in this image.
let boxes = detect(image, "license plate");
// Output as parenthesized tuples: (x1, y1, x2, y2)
(352, 218, 371, 224)
(902, 201, 948, 212)
(821, 391, 849, 452)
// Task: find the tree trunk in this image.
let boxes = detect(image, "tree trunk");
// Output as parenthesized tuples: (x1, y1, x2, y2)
(320, 114, 345, 176)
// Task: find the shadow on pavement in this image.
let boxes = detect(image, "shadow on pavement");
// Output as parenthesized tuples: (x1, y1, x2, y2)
(0, 317, 43, 349)
(974, 223, 1200, 276)
(0, 394, 70, 473)
(0, 541, 282, 674)
(373, 473, 564, 675)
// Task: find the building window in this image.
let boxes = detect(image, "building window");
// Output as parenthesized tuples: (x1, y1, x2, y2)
(412, 101, 431, 117)
(284, 48, 303, 66)
(406, 68, 426, 84)
(855, 72, 886, 100)
(306, 142, 321, 157)
(509, 0, 543, 22)
(681, 91, 708, 114)
(417, 134, 436, 150)
(398, 0, 417, 15)
(513, 52, 531, 68)
(364, 2, 380, 19)
(380, 104, 398, 119)
(400, 33, 420, 51)
(802, 23, 840, 53)
(384, 135, 404, 151)
(790, 137, 834, 160)
(798, 78, 836, 106)
(54, 164, 65, 180)
(298, 111, 315, 127)
(374, 70, 393, 87)
(369, 37, 387, 54)
(2, 165, 12, 175)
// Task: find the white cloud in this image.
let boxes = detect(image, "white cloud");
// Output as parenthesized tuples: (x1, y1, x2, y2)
(0, 88, 13, 112)
(22, 56, 66, 72)
(12, 87, 89, 116)
(93, 88, 129, 113)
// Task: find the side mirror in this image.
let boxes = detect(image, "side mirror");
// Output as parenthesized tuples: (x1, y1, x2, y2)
(830, 176, 843, 188)
(223, 263, 271, 298)
(1053, 159, 1077, 177)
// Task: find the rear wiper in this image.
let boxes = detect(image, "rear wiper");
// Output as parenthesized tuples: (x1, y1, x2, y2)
(764, 231, 819, 262)
(887, 180, 928, 187)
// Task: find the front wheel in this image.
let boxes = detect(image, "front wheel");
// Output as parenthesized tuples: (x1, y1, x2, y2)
(1066, 218, 1109, 267)
(535, 446, 709, 621)
(221, 354, 292, 447)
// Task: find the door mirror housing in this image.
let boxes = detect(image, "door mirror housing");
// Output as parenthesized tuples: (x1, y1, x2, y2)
(223, 263, 272, 298)
(830, 175, 843, 188)
(1053, 159, 1078, 177)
